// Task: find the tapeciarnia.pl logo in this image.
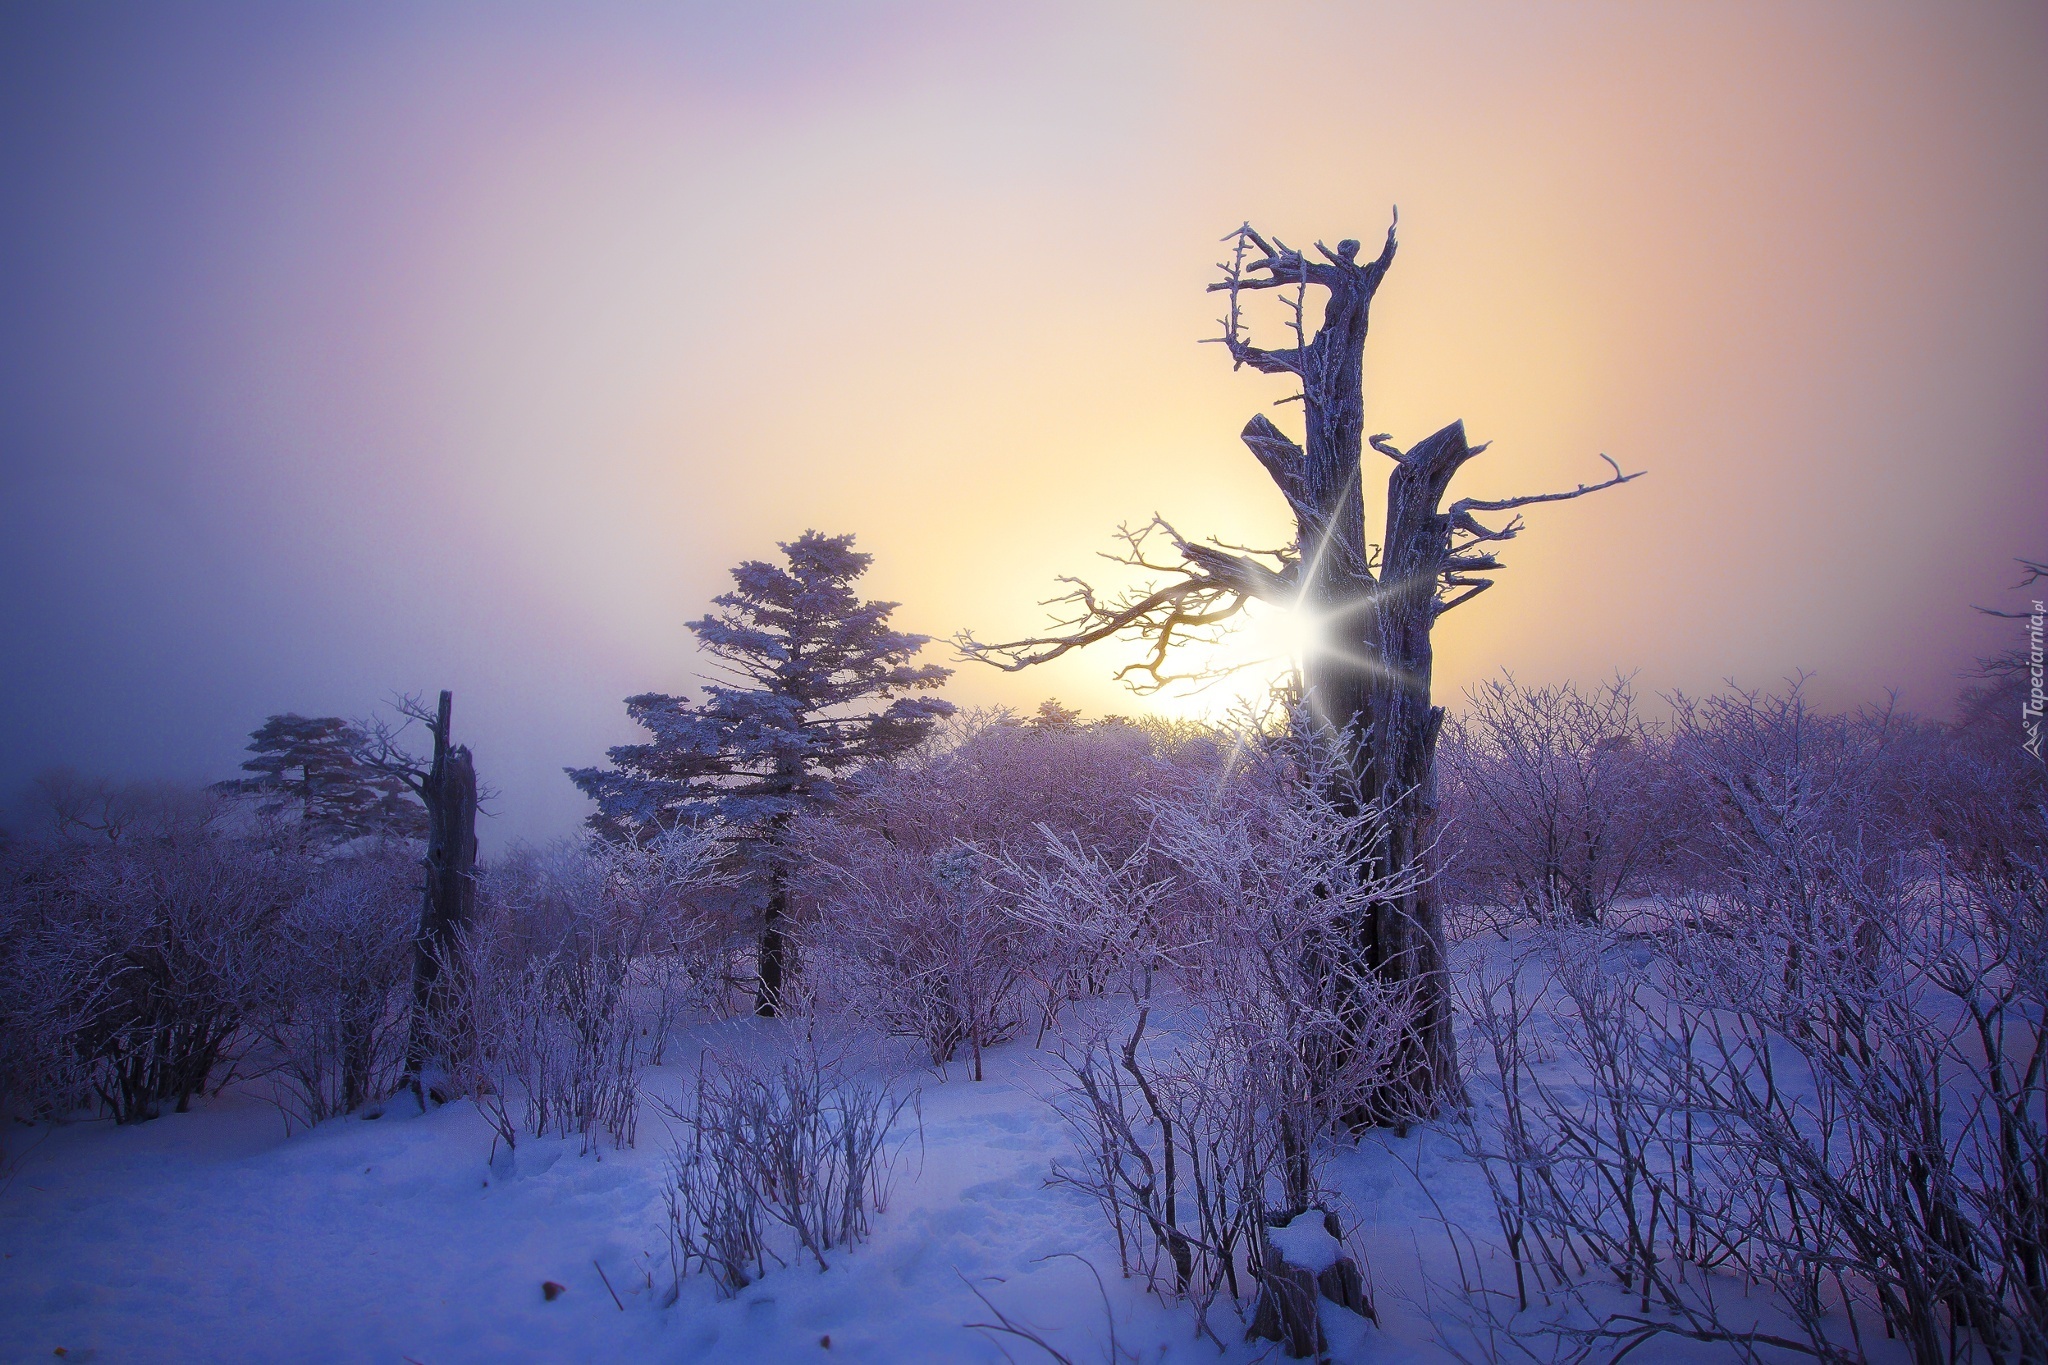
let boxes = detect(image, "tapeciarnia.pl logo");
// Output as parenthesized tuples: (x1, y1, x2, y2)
(2025, 598, 2045, 762)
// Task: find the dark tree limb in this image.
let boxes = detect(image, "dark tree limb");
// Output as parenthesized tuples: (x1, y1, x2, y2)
(1449, 452, 1640, 517)
(1976, 557, 2048, 619)
(957, 517, 1295, 692)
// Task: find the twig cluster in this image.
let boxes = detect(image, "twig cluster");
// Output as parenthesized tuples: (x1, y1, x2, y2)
(1441, 679, 2047, 1365)
(657, 1041, 916, 1299)
(1025, 721, 1413, 1349)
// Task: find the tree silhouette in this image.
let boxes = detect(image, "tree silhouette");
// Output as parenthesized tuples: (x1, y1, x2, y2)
(214, 714, 425, 848)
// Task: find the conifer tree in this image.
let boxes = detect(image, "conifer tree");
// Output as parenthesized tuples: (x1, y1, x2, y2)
(214, 714, 425, 847)
(570, 531, 953, 1014)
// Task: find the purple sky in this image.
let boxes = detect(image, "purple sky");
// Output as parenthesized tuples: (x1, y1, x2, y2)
(4, 3, 2045, 847)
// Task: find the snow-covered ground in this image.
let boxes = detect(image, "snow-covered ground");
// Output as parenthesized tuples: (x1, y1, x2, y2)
(0, 927, 1846, 1365)
(0, 1010, 1495, 1365)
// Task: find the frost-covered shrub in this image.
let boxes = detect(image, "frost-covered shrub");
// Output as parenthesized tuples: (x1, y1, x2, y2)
(817, 706, 1204, 876)
(1439, 673, 1670, 925)
(456, 842, 643, 1153)
(1005, 832, 1175, 1045)
(1156, 738, 1423, 1175)
(446, 830, 735, 1155)
(0, 842, 96, 1121)
(801, 838, 1025, 1077)
(659, 1041, 914, 1299)
(1424, 675, 2048, 1363)
(253, 844, 417, 1130)
(602, 827, 747, 1052)
(0, 790, 316, 1125)
(70, 829, 299, 1122)
(1455, 851, 2047, 1364)
(1668, 679, 1927, 912)
(1030, 725, 1411, 1339)
(799, 708, 1213, 1066)
(1920, 662, 2046, 905)
(0, 802, 304, 1125)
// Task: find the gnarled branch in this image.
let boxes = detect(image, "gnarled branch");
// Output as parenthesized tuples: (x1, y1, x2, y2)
(955, 517, 1295, 692)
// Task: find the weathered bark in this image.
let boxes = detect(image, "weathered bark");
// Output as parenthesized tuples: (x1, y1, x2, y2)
(1250, 1208, 1374, 1358)
(1352, 418, 1487, 1119)
(1217, 224, 1462, 1119)
(402, 690, 478, 1093)
(1216, 223, 1634, 1120)
(1249, 1255, 1326, 1359)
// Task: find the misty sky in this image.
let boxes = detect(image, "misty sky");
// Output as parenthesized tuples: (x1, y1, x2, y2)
(3, 2, 2045, 848)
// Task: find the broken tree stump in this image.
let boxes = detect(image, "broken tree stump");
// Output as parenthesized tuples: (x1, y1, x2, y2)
(1248, 1208, 1375, 1359)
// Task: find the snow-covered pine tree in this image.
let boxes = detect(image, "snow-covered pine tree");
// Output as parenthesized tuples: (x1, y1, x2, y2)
(214, 714, 426, 848)
(569, 531, 954, 1015)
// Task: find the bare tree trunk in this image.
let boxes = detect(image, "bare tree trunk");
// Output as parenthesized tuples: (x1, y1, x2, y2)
(402, 690, 478, 1094)
(755, 879, 788, 1018)
(1225, 224, 1463, 1121)
(1223, 225, 1630, 1121)
(753, 809, 796, 1018)
(1352, 418, 1489, 1119)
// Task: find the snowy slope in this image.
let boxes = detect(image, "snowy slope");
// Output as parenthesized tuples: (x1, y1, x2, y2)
(2, 925, 1864, 1365)
(0, 1010, 1438, 1365)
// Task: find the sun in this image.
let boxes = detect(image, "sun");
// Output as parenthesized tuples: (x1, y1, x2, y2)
(1239, 598, 1329, 665)
(1146, 598, 1327, 721)
(1148, 591, 1415, 723)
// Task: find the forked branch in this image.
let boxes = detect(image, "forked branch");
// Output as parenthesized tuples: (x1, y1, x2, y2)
(1434, 454, 1644, 614)
(1204, 213, 1400, 394)
(1975, 556, 2047, 619)
(955, 518, 1296, 692)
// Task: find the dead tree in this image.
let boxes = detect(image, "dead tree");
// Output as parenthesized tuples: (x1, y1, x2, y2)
(361, 689, 480, 1099)
(961, 215, 1639, 1119)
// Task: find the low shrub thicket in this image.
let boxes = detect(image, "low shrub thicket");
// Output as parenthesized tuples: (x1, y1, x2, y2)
(657, 1040, 915, 1299)
(2, 674, 2039, 1360)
